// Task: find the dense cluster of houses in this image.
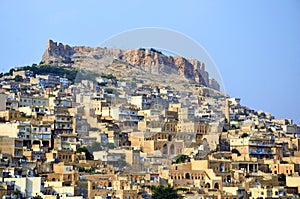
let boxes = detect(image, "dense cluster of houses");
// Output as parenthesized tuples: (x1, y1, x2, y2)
(0, 68, 299, 199)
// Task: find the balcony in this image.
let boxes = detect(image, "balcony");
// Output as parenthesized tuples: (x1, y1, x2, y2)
(56, 119, 71, 123)
(18, 129, 27, 133)
(32, 134, 51, 139)
(249, 149, 275, 155)
(55, 125, 73, 130)
(249, 141, 275, 147)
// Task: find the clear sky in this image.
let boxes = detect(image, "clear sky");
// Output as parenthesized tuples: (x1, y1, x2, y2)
(0, 1, 299, 123)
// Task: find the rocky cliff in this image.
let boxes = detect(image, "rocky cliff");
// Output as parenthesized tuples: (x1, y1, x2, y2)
(41, 40, 220, 91)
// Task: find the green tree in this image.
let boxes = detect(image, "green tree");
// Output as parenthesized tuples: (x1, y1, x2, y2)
(9, 68, 15, 75)
(14, 75, 23, 82)
(241, 133, 249, 138)
(175, 154, 189, 164)
(77, 146, 94, 160)
(152, 185, 179, 199)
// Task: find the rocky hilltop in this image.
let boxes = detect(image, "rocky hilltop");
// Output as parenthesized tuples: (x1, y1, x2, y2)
(41, 40, 220, 91)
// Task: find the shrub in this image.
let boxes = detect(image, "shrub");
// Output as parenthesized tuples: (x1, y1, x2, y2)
(241, 133, 249, 138)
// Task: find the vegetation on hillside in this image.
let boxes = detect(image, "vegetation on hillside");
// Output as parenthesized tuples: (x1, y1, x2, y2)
(151, 185, 181, 199)
(138, 48, 164, 55)
(0, 64, 109, 84)
(76, 146, 94, 160)
(22, 64, 78, 83)
(175, 154, 189, 164)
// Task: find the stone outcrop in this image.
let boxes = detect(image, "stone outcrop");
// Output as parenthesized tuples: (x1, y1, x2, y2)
(41, 40, 220, 91)
(41, 40, 75, 66)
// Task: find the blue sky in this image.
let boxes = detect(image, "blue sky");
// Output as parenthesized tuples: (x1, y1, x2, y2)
(0, 1, 299, 123)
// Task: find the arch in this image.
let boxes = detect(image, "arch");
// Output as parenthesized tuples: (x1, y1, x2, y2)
(220, 163, 225, 172)
(163, 144, 168, 155)
(185, 173, 191, 179)
(108, 182, 112, 187)
(168, 135, 172, 141)
(227, 175, 231, 182)
(205, 183, 211, 188)
(170, 144, 175, 155)
(214, 183, 219, 189)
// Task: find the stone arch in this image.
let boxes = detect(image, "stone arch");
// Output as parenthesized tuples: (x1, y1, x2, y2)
(185, 173, 191, 179)
(205, 183, 211, 188)
(108, 182, 112, 187)
(170, 144, 175, 155)
(227, 175, 231, 182)
(168, 135, 172, 141)
(214, 183, 219, 189)
(220, 163, 225, 172)
(163, 144, 168, 155)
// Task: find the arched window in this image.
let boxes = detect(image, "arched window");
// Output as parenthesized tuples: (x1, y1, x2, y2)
(185, 173, 191, 179)
(163, 144, 168, 155)
(205, 183, 211, 188)
(170, 144, 175, 155)
(214, 183, 219, 189)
